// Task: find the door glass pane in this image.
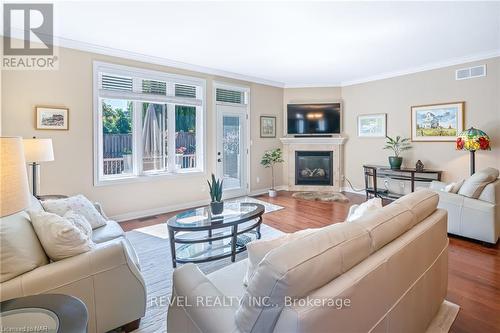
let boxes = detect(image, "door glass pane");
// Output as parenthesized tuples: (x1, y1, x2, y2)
(223, 115, 241, 189)
(142, 102, 166, 172)
(175, 105, 197, 169)
(102, 99, 133, 176)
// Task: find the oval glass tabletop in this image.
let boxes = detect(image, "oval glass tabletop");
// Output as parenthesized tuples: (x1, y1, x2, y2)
(167, 202, 265, 231)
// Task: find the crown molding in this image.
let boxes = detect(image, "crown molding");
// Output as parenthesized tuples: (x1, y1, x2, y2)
(339, 50, 500, 87)
(5, 28, 285, 88)
(284, 82, 342, 89)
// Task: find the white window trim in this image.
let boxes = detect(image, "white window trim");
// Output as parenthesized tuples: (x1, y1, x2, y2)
(93, 61, 206, 186)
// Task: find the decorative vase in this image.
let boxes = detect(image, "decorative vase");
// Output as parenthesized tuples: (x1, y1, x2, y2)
(388, 156, 403, 169)
(268, 189, 277, 197)
(415, 160, 424, 172)
(210, 201, 224, 215)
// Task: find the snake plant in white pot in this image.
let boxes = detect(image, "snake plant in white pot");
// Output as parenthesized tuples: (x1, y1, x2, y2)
(261, 148, 284, 197)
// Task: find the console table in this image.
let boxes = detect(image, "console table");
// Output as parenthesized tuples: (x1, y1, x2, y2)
(363, 164, 442, 200)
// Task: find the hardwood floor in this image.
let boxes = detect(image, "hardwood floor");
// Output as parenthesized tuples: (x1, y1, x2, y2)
(120, 191, 500, 333)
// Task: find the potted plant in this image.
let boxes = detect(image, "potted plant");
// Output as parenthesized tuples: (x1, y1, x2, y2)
(261, 148, 284, 197)
(383, 135, 412, 169)
(207, 173, 224, 214)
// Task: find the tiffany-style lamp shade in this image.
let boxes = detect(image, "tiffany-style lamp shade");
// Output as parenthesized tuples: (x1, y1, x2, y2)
(456, 127, 491, 175)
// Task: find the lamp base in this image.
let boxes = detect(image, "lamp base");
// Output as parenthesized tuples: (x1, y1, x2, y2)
(469, 150, 476, 176)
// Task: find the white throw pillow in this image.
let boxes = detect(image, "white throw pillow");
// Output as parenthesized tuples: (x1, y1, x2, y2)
(28, 210, 94, 261)
(443, 183, 454, 192)
(41, 195, 107, 229)
(346, 197, 382, 222)
(63, 211, 93, 240)
(458, 168, 499, 198)
(243, 228, 317, 286)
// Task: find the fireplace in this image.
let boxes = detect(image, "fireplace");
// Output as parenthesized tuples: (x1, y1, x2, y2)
(295, 151, 333, 186)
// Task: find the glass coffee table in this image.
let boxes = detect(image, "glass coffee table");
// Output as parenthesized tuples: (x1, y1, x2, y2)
(167, 202, 265, 268)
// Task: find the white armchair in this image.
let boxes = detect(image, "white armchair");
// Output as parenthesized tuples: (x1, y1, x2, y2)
(0, 196, 146, 333)
(430, 179, 500, 244)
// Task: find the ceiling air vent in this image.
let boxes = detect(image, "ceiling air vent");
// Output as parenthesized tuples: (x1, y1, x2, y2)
(455, 65, 486, 80)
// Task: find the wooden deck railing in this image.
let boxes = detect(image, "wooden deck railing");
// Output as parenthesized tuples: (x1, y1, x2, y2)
(103, 154, 197, 175)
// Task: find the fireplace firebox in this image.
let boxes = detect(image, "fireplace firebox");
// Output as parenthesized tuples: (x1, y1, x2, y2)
(295, 151, 333, 186)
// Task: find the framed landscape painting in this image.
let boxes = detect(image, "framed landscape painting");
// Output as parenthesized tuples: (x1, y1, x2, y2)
(357, 113, 386, 138)
(36, 106, 69, 130)
(411, 102, 464, 142)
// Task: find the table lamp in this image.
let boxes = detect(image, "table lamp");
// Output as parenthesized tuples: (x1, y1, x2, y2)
(23, 138, 54, 198)
(0, 137, 31, 217)
(456, 127, 491, 175)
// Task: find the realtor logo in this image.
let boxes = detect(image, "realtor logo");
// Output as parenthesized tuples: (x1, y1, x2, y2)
(2, 3, 57, 70)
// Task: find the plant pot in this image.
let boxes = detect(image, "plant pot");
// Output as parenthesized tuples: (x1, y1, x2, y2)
(268, 189, 278, 197)
(210, 201, 224, 215)
(388, 156, 403, 170)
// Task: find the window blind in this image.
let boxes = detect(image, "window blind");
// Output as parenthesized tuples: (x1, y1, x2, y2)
(175, 84, 197, 98)
(216, 88, 244, 104)
(101, 74, 133, 92)
(142, 80, 167, 95)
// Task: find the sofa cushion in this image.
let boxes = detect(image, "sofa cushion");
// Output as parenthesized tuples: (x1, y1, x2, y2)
(0, 197, 49, 283)
(92, 220, 125, 244)
(244, 228, 316, 286)
(28, 210, 95, 261)
(41, 195, 107, 229)
(236, 222, 372, 333)
(458, 167, 499, 199)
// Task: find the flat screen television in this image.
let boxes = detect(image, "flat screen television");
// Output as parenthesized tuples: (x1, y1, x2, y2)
(287, 103, 341, 135)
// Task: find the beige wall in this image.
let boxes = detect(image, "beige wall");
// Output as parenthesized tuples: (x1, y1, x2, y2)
(1, 46, 284, 219)
(342, 57, 500, 188)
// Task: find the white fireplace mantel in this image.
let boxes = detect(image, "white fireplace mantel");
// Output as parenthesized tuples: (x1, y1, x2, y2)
(280, 136, 347, 145)
(279, 136, 347, 192)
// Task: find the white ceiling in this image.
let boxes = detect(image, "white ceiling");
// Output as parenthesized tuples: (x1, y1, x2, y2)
(11, 1, 500, 87)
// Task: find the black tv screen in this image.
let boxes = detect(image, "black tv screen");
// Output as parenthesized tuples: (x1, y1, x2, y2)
(287, 103, 341, 135)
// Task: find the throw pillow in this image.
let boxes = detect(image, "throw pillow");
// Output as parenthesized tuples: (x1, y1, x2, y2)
(63, 211, 93, 240)
(458, 168, 499, 198)
(41, 195, 107, 229)
(28, 210, 94, 261)
(443, 183, 454, 192)
(346, 197, 382, 222)
(243, 228, 317, 286)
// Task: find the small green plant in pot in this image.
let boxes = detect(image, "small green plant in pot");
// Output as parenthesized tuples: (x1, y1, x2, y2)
(383, 135, 412, 169)
(261, 148, 284, 197)
(207, 173, 224, 214)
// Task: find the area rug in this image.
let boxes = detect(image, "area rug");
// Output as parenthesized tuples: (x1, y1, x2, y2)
(134, 197, 283, 239)
(292, 191, 349, 202)
(126, 224, 283, 333)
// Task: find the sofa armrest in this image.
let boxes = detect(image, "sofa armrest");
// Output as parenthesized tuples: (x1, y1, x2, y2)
(93, 202, 109, 220)
(168, 263, 238, 333)
(5, 239, 144, 295)
(430, 181, 447, 191)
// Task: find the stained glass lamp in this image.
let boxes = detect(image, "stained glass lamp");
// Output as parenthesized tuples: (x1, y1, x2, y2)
(456, 127, 491, 175)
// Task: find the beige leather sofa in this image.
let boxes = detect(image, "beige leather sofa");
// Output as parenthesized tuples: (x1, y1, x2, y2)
(0, 196, 146, 333)
(431, 179, 499, 244)
(168, 190, 448, 333)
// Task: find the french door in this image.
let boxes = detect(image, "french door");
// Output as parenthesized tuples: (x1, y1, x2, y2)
(216, 104, 248, 198)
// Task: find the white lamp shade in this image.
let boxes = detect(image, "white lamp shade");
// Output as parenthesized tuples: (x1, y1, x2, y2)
(1, 137, 31, 217)
(23, 138, 54, 163)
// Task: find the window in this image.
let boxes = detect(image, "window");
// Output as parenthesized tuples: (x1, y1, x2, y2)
(94, 62, 205, 185)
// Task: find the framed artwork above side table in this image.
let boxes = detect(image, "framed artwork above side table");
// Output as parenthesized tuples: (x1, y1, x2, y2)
(357, 113, 387, 138)
(411, 102, 464, 142)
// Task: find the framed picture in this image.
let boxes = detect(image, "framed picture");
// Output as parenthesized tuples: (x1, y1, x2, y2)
(260, 116, 276, 138)
(411, 102, 464, 142)
(357, 113, 387, 138)
(36, 106, 69, 130)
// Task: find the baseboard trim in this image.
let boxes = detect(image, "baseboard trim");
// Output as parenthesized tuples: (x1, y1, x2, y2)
(113, 185, 289, 222)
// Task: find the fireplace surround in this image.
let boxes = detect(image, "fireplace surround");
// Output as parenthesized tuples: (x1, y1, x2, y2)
(280, 136, 346, 192)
